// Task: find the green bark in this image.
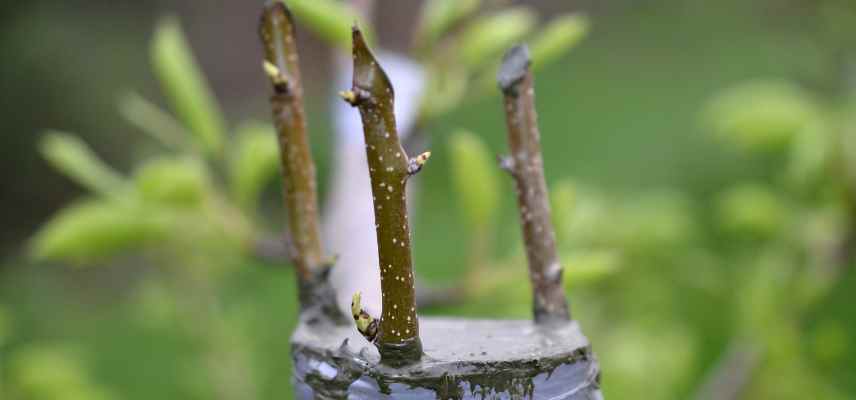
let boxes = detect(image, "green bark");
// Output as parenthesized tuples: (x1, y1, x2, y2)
(342, 27, 428, 366)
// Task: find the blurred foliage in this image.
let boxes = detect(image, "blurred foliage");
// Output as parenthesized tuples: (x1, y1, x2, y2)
(447, 130, 499, 231)
(530, 14, 590, 71)
(229, 123, 281, 212)
(39, 132, 126, 197)
(414, 1, 589, 119)
(414, 0, 481, 50)
(702, 79, 818, 152)
(457, 8, 537, 68)
(694, 44, 856, 399)
(4, 0, 856, 399)
(29, 199, 171, 263)
(151, 17, 226, 157)
(285, 0, 368, 47)
(5, 345, 115, 400)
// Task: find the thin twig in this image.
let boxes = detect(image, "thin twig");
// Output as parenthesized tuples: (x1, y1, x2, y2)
(498, 44, 571, 324)
(342, 27, 427, 366)
(259, 1, 324, 278)
(259, 2, 345, 324)
(694, 339, 762, 400)
(251, 231, 294, 264)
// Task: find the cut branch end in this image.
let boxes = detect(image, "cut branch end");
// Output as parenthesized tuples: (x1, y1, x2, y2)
(498, 44, 532, 95)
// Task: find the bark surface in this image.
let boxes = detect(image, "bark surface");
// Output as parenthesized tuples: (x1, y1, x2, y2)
(259, 1, 344, 323)
(343, 27, 425, 366)
(499, 45, 571, 324)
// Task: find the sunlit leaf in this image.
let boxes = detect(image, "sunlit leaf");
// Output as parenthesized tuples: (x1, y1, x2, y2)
(229, 122, 280, 211)
(151, 16, 226, 156)
(39, 131, 125, 196)
(458, 8, 536, 68)
(134, 157, 210, 208)
(447, 130, 499, 230)
(30, 200, 170, 263)
(703, 80, 817, 152)
(421, 68, 468, 119)
(118, 92, 190, 151)
(717, 184, 790, 239)
(786, 120, 832, 191)
(415, 0, 481, 49)
(601, 325, 696, 399)
(8, 345, 114, 400)
(284, 0, 369, 47)
(530, 14, 589, 70)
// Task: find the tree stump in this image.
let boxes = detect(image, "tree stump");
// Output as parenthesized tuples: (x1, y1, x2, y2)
(292, 317, 602, 399)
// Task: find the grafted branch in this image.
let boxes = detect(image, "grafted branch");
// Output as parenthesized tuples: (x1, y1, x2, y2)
(342, 27, 427, 366)
(498, 44, 570, 325)
(259, 2, 343, 322)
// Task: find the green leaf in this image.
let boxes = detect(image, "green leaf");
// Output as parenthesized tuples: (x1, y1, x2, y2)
(151, 16, 226, 156)
(702, 79, 817, 152)
(39, 132, 125, 196)
(447, 130, 499, 229)
(30, 200, 170, 263)
(118, 92, 190, 151)
(615, 192, 697, 251)
(415, 0, 481, 49)
(717, 184, 789, 239)
(421, 68, 468, 119)
(134, 157, 210, 208)
(786, 120, 832, 191)
(229, 122, 280, 211)
(600, 325, 696, 399)
(530, 14, 589, 70)
(458, 8, 536, 68)
(8, 345, 114, 400)
(285, 0, 369, 48)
